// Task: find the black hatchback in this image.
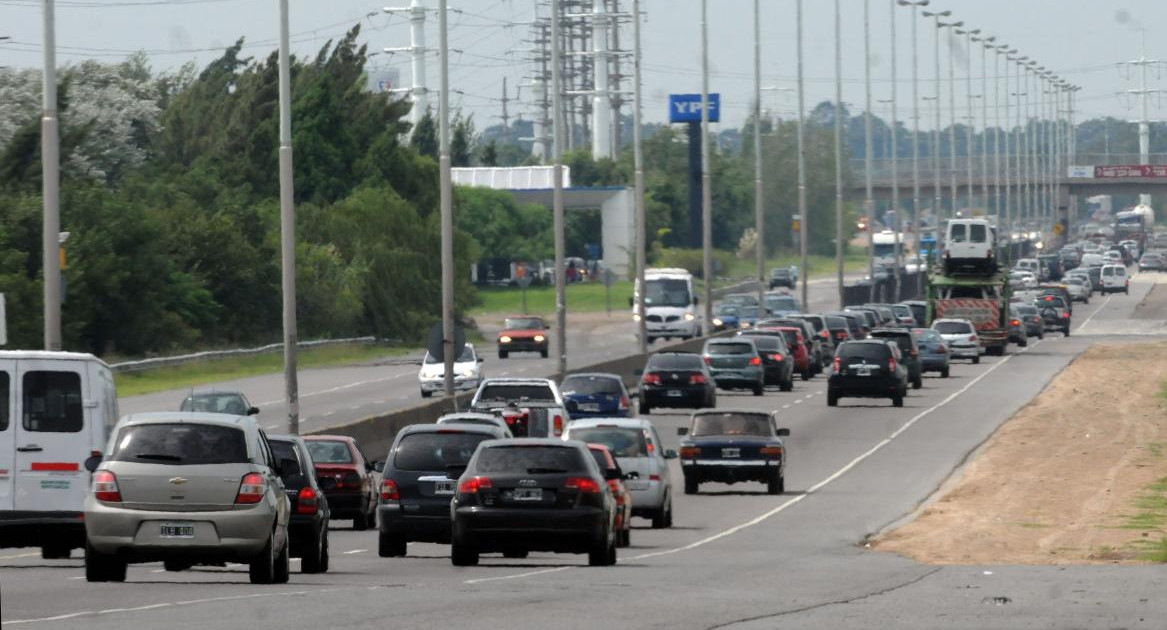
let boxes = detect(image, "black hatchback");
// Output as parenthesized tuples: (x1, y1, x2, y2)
(638, 352, 717, 414)
(268, 435, 331, 574)
(375, 423, 509, 557)
(827, 340, 909, 407)
(868, 328, 923, 389)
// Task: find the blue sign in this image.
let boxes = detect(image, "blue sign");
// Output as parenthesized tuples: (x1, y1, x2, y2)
(669, 93, 720, 123)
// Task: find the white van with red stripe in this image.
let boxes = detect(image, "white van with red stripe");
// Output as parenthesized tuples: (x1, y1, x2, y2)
(0, 351, 117, 558)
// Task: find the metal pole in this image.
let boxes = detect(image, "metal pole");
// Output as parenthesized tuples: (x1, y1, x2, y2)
(979, 36, 993, 224)
(1003, 50, 1015, 264)
(930, 14, 943, 226)
(796, 0, 809, 310)
(992, 45, 1002, 230)
(888, 0, 901, 301)
(754, 0, 766, 311)
(864, 0, 876, 304)
(838, 0, 848, 308)
(552, 0, 567, 377)
(961, 30, 977, 217)
(409, 0, 428, 126)
(632, 0, 647, 355)
(41, 0, 61, 351)
(700, 0, 714, 333)
(947, 25, 957, 218)
(591, 0, 611, 158)
(438, 0, 456, 400)
(277, 0, 299, 433)
(901, 0, 924, 296)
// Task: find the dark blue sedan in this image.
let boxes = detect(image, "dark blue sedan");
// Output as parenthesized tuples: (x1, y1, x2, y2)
(677, 410, 790, 495)
(560, 373, 631, 419)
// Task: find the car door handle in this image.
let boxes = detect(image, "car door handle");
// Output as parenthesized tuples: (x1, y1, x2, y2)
(17, 445, 43, 453)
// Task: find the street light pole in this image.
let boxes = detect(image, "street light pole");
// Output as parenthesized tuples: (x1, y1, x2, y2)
(922, 10, 951, 225)
(551, 0, 567, 377)
(41, 0, 61, 351)
(957, 29, 979, 216)
(796, 0, 809, 310)
(945, 22, 962, 218)
(839, 0, 848, 308)
(977, 35, 995, 225)
(754, 0, 767, 311)
(632, 0, 647, 355)
(700, 0, 714, 334)
(897, 0, 928, 295)
(438, 0, 456, 400)
(277, 0, 299, 433)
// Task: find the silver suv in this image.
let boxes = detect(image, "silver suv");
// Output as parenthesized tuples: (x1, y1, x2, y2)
(83, 412, 291, 583)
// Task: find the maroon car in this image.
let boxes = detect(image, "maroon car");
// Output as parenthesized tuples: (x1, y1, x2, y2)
(587, 444, 632, 548)
(497, 316, 549, 359)
(304, 435, 378, 530)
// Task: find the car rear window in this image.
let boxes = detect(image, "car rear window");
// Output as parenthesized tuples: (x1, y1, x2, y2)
(474, 445, 586, 474)
(838, 343, 891, 361)
(561, 375, 622, 396)
(970, 223, 988, 242)
(912, 329, 941, 343)
(766, 296, 800, 312)
(567, 427, 648, 457)
(110, 423, 248, 465)
(648, 354, 704, 370)
(306, 440, 354, 464)
(180, 393, 249, 415)
(934, 321, 973, 334)
(589, 449, 615, 471)
(477, 384, 556, 402)
(690, 413, 770, 437)
(748, 336, 782, 351)
(871, 332, 912, 352)
(394, 432, 491, 471)
(706, 342, 754, 355)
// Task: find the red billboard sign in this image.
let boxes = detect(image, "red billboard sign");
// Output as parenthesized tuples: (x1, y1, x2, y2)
(1094, 165, 1167, 178)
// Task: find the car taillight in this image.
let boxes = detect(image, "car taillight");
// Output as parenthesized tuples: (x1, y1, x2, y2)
(888, 357, 897, 372)
(565, 477, 602, 494)
(296, 486, 319, 515)
(93, 470, 121, 503)
(458, 476, 493, 494)
(820, 330, 829, 339)
(1010, 319, 1021, 326)
(680, 446, 700, 458)
(769, 353, 784, 361)
(643, 373, 662, 385)
(760, 446, 784, 457)
(969, 335, 978, 342)
(235, 472, 267, 505)
(553, 415, 563, 436)
(690, 374, 707, 385)
(618, 396, 630, 410)
(608, 480, 624, 502)
(381, 479, 400, 503)
(1061, 312, 1069, 319)
(832, 357, 841, 373)
(748, 357, 762, 366)
(835, 331, 848, 339)
(937, 345, 948, 354)
(703, 356, 713, 365)
(909, 349, 918, 357)
(648, 474, 661, 481)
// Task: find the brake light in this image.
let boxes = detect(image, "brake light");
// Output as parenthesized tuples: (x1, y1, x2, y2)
(93, 470, 121, 503)
(703, 356, 713, 365)
(1061, 312, 1069, 319)
(680, 446, 700, 458)
(648, 474, 661, 481)
(643, 372, 662, 385)
(618, 396, 630, 410)
(553, 415, 563, 437)
(832, 356, 841, 373)
(1010, 319, 1021, 327)
(835, 331, 848, 339)
(888, 357, 897, 372)
(458, 476, 492, 494)
(690, 374, 707, 385)
(296, 486, 320, 514)
(565, 477, 602, 494)
(760, 446, 784, 457)
(608, 480, 624, 502)
(820, 330, 829, 339)
(748, 357, 762, 366)
(769, 353, 784, 361)
(380, 479, 400, 503)
(969, 335, 978, 342)
(937, 345, 948, 354)
(235, 472, 267, 505)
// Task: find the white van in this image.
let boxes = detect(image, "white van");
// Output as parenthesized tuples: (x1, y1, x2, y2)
(943, 219, 997, 275)
(1099, 264, 1129, 295)
(634, 268, 700, 342)
(0, 352, 118, 557)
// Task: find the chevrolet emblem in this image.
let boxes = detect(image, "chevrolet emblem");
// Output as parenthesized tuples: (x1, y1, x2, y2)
(169, 477, 189, 485)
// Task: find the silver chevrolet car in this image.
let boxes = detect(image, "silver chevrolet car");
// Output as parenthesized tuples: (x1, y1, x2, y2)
(83, 412, 291, 583)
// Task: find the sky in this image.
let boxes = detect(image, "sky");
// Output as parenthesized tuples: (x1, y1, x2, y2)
(0, 0, 1164, 139)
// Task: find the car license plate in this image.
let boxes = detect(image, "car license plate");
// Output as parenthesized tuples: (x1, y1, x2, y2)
(511, 488, 543, 501)
(721, 448, 740, 458)
(434, 480, 456, 496)
(667, 390, 682, 397)
(160, 523, 194, 538)
(579, 403, 601, 412)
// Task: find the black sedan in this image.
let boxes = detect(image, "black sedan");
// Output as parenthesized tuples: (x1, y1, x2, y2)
(450, 438, 618, 567)
(268, 435, 331, 574)
(637, 352, 717, 414)
(677, 410, 790, 495)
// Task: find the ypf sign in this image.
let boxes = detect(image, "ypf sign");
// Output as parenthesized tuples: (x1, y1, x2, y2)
(669, 93, 721, 123)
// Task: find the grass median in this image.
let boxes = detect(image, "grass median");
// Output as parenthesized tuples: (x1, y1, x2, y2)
(115, 343, 411, 398)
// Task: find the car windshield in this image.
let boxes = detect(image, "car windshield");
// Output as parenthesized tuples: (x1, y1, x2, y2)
(306, 440, 354, 464)
(423, 344, 474, 364)
(647, 354, 704, 370)
(179, 393, 249, 415)
(393, 432, 491, 472)
(644, 279, 692, 307)
(476, 384, 556, 402)
(705, 342, 754, 355)
(568, 427, 648, 457)
(561, 375, 623, 396)
(766, 295, 800, 312)
(474, 445, 585, 474)
(934, 321, 973, 335)
(110, 423, 248, 465)
(772, 269, 791, 278)
(690, 413, 771, 437)
(715, 304, 741, 316)
(504, 318, 544, 330)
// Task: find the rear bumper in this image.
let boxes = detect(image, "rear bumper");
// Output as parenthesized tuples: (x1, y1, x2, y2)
(379, 504, 452, 543)
(682, 459, 778, 485)
(0, 511, 85, 549)
(710, 369, 763, 389)
(642, 386, 707, 408)
(829, 376, 901, 397)
(452, 506, 606, 553)
(85, 503, 275, 560)
(919, 356, 949, 371)
(948, 344, 980, 358)
(321, 491, 369, 518)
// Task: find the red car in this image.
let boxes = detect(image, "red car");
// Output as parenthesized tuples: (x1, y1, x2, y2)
(303, 435, 378, 531)
(764, 326, 813, 381)
(497, 316, 550, 359)
(587, 444, 632, 548)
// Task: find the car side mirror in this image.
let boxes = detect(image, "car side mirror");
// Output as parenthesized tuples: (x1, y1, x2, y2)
(776, 428, 791, 437)
(84, 454, 102, 472)
(664, 449, 678, 460)
(447, 463, 468, 479)
(676, 427, 689, 436)
(565, 400, 579, 414)
(373, 460, 385, 473)
(247, 406, 260, 416)
(477, 357, 484, 363)
(605, 468, 622, 481)
(278, 458, 301, 478)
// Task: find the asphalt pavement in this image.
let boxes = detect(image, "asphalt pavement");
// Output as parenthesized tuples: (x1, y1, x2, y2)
(4, 274, 1164, 629)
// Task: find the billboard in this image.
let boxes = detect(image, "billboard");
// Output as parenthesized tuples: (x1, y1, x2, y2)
(1094, 165, 1167, 178)
(366, 68, 402, 94)
(669, 93, 721, 123)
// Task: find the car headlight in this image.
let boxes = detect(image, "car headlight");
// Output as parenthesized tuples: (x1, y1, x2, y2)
(534, 334, 546, 342)
(460, 369, 476, 378)
(633, 313, 641, 322)
(741, 321, 751, 328)
(712, 318, 723, 327)
(683, 312, 696, 321)
(499, 335, 512, 343)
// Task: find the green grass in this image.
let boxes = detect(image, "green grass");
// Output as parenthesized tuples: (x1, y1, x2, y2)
(1158, 379, 1167, 403)
(472, 281, 634, 316)
(1115, 476, 1167, 562)
(115, 343, 411, 397)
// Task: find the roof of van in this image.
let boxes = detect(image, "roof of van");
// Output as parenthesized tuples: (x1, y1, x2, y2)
(116, 411, 255, 427)
(643, 268, 692, 277)
(0, 350, 107, 366)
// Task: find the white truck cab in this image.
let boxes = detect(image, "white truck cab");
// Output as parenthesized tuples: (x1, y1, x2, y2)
(943, 219, 997, 275)
(0, 351, 118, 557)
(634, 268, 700, 342)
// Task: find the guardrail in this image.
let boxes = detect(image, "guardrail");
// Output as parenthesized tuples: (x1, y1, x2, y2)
(110, 337, 380, 373)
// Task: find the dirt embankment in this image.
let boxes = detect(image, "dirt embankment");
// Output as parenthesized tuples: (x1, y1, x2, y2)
(873, 341, 1167, 565)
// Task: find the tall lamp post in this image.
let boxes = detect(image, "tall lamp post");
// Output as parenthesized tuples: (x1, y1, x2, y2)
(837, 0, 847, 308)
(632, 0, 647, 354)
(922, 10, 952, 224)
(277, 0, 300, 433)
(944, 20, 963, 218)
(956, 28, 980, 215)
(41, 0, 62, 351)
(700, 0, 714, 333)
(897, 0, 929, 293)
(796, 0, 809, 310)
(754, 0, 767, 311)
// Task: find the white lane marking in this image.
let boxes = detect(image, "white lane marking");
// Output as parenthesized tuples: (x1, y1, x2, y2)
(342, 549, 366, 555)
(466, 341, 1035, 585)
(782, 404, 791, 409)
(0, 552, 38, 560)
(2, 590, 342, 626)
(256, 376, 400, 407)
(793, 399, 802, 404)
(323, 411, 336, 417)
(1074, 294, 1112, 332)
(68, 576, 83, 580)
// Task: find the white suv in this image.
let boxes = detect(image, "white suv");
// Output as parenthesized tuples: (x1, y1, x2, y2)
(1099, 264, 1129, 295)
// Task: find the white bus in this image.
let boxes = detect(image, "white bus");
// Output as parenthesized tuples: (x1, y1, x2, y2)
(633, 268, 700, 342)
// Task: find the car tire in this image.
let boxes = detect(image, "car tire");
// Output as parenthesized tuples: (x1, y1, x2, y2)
(1064, 326, 1071, 337)
(1018, 339, 1028, 348)
(163, 559, 191, 572)
(588, 529, 613, 567)
(420, 389, 432, 398)
(639, 401, 651, 415)
(912, 375, 922, 390)
(85, 542, 126, 583)
(352, 510, 369, 531)
(1038, 332, 1044, 340)
(618, 528, 631, 548)
(753, 384, 764, 396)
(892, 395, 904, 408)
(541, 348, 549, 358)
(651, 498, 672, 529)
(767, 471, 783, 495)
(498, 351, 508, 360)
(451, 539, 479, 567)
(972, 356, 981, 365)
(249, 532, 278, 585)
(303, 527, 329, 573)
(378, 533, 408, 558)
(41, 543, 71, 560)
(801, 369, 811, 381)
(502, 550, 529, 559)
(273, 537, 291, 584)
(941, 367, 950, 378)
(827, 392, 838, 407)
(781, 377, 793, 392)
(684, 476, 699, 495)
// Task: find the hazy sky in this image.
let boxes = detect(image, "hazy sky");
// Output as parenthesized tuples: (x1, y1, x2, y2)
(1, 0, 1164, 137)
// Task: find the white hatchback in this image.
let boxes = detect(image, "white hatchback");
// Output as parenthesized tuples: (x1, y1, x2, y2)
(1099, 264, 1129, 295)
(932, 318, 983, 364)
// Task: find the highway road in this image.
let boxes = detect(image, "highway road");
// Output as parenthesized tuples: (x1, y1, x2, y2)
(3, 274, 1164, 628)
(119, 276, 856, 435)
